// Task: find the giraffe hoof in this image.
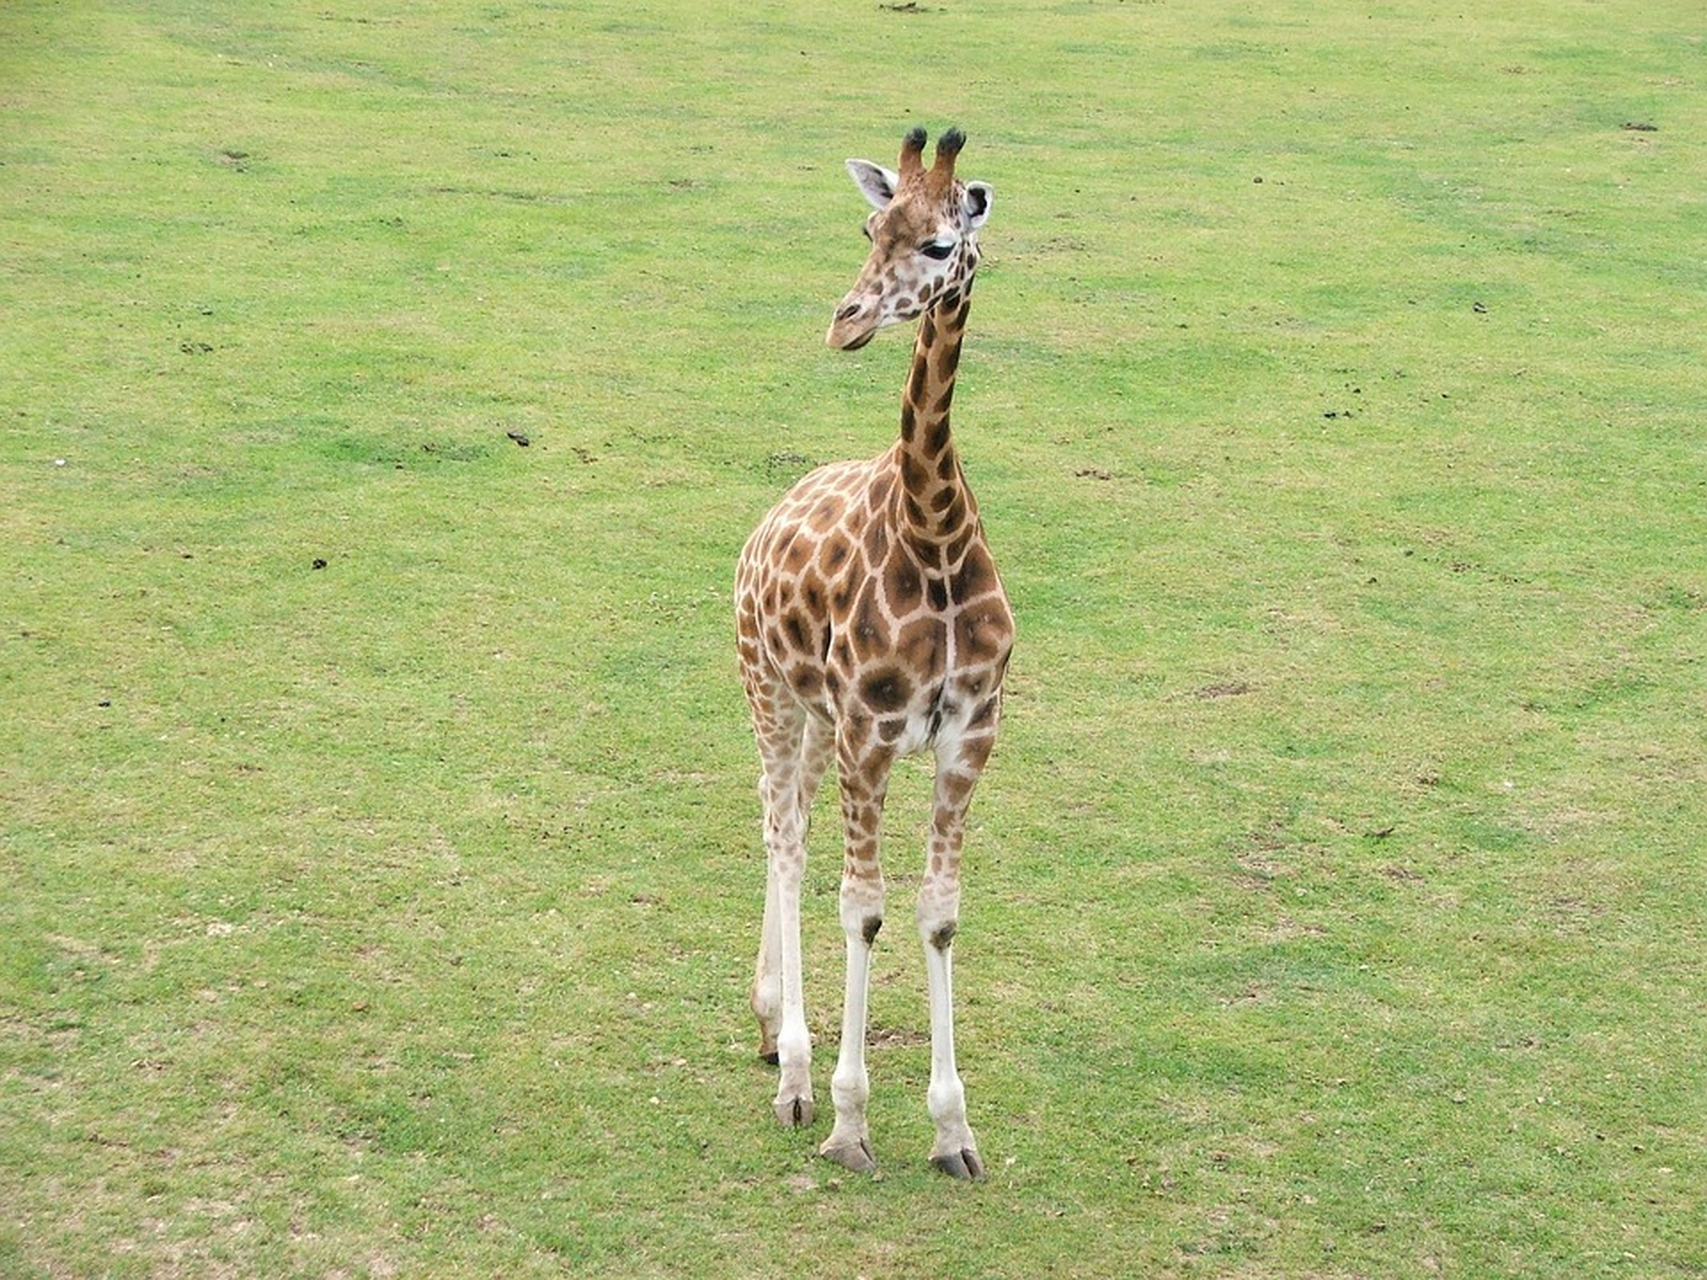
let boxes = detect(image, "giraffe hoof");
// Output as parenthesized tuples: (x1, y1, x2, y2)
(820, 1137, 877, 1173)
(774, 1095, 814, 1128)
(759, 1048, 780, 1066)
(930, 1147, 985, 1181)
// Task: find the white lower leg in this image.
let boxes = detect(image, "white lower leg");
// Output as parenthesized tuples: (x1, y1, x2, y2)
(752, 864, 782, 1058)
(821, 888, 881, 1169)
(922, 916, 981, 1176)
(771, 857, 813, 1126)
(923, 934, 966, 1127)
(820, 936, 874, 1163)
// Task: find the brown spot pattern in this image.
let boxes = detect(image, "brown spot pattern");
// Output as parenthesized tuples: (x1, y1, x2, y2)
(736, 135, 1014, 1141)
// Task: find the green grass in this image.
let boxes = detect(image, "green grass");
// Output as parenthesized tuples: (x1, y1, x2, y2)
(4, 0, 1705, 1275)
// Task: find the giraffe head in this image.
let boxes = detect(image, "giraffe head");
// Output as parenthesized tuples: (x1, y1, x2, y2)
(826, 127, 993, 351)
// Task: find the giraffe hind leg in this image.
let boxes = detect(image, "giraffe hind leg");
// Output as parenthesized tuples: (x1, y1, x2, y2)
(751, 711, 833, 1066)
(746, 679, 829, 1128)
(753, 857, 782, 1065)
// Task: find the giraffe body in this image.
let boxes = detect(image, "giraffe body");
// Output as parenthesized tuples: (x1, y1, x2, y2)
(734, 128, 1012, 1178)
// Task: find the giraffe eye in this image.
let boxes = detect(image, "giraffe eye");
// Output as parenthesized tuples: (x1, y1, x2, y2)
(921, 241, 955, 260)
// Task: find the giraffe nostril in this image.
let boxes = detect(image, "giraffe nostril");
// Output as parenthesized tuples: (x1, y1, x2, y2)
(835, 301, 862, 322)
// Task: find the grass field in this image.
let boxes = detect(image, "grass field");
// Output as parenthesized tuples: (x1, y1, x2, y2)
(4, 1, 1705, 1275)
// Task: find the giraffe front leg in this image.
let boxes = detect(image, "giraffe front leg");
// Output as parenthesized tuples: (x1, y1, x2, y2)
(918, 741, 992, 1179)
(921, 920, 981, 1178)
(820, 872, 885, 1171)
(820, 733, 891, 1173)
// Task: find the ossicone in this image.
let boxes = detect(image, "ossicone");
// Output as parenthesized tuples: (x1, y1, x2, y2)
(899, 126, 927, 178)
(929, 126, 965, 191)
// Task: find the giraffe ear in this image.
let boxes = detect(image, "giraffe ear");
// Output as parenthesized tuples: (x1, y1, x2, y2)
(963, 182, 993, 230)
(846, 159, 899, 211)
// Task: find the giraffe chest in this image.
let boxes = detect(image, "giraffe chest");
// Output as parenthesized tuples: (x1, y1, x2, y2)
(736, 460, 1012, 752)
(823, 543, 1013, 754)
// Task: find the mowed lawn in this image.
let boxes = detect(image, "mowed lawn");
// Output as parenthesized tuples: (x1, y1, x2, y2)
(3, 1, 1704, 1276)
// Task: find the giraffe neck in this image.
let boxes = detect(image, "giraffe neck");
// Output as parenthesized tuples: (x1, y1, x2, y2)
(894, 285, 976, 553)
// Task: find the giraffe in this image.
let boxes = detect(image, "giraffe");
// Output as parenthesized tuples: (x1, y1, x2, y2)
(733, 126, 1014, 1179)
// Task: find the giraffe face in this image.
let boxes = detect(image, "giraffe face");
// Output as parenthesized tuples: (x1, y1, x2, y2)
(826, 152, 992, 351)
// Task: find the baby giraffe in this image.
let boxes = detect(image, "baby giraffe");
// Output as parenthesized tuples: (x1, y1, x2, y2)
(734, 126, 1014, 1179)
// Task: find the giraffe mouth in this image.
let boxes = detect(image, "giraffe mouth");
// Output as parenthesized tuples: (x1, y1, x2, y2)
(826, 314, 881, 350)
(826, 294, 885, 349)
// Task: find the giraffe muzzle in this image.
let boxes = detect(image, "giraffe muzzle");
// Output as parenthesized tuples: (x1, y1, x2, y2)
(827, 299, 879, 351)
(833, 327, 877, 351)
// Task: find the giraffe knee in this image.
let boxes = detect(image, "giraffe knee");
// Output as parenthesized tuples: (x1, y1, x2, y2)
(918, 893, 960, 952)
(839, 871, 885, 944)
